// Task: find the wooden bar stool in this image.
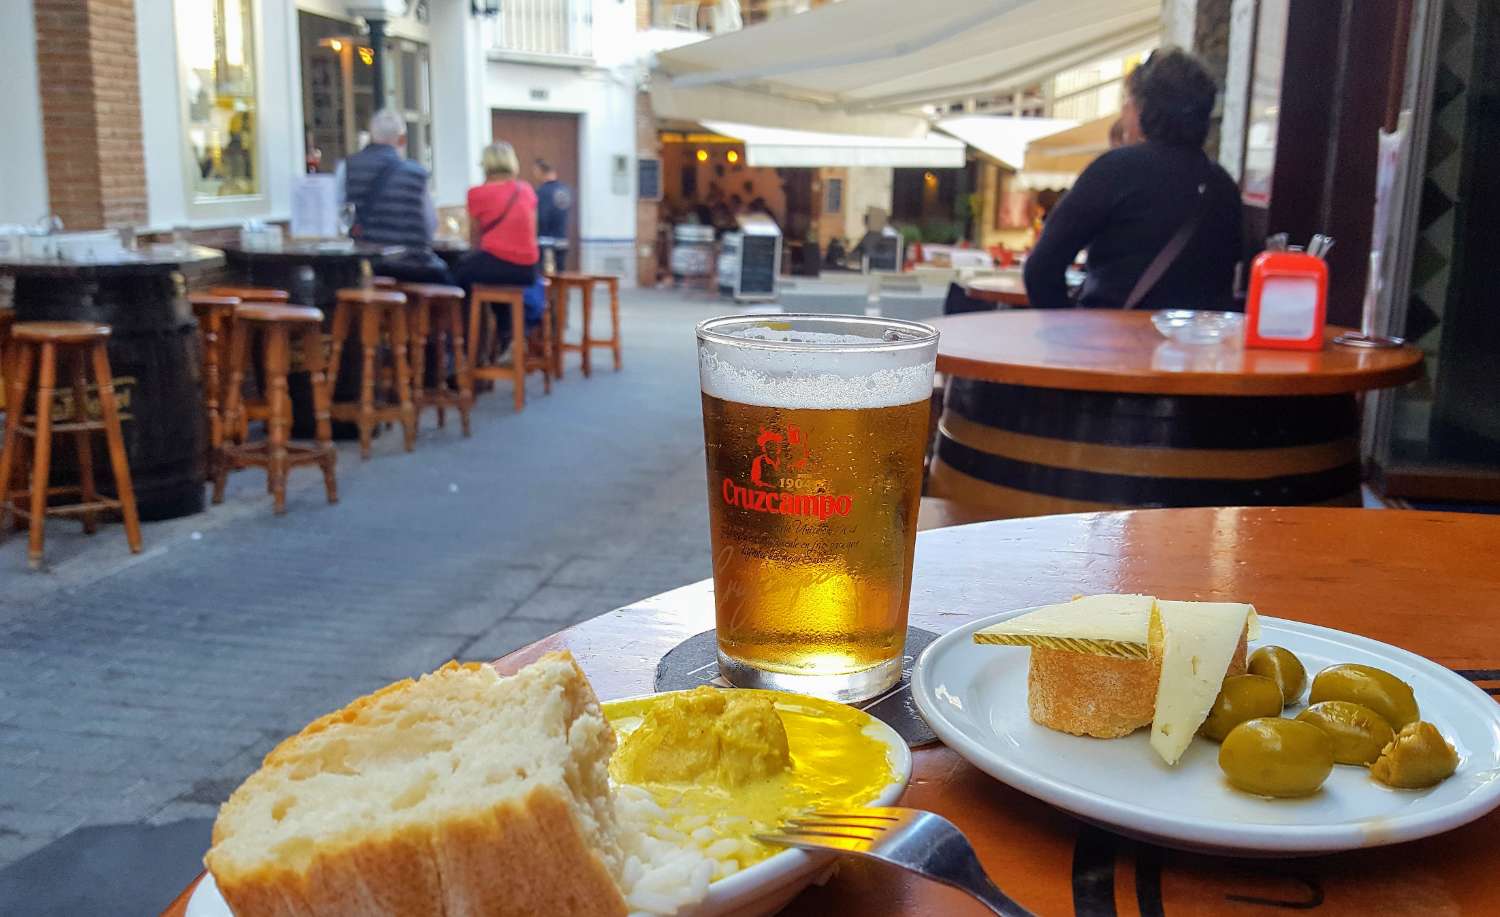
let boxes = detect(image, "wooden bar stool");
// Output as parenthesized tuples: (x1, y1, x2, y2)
(327, 288, 415, 459)
(549, 272, 622, 378)
(398, 283, 473, 436)
(469, 285, 552, 413)
(216, 304, 337, 515)
(0, 321, 141, 569)
(0, 307, 14, 422)
(208, 286, 290, 303)
(188, 293, 240, 485)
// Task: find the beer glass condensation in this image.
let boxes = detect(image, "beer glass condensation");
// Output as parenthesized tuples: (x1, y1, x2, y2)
(697, 315, 939, 702)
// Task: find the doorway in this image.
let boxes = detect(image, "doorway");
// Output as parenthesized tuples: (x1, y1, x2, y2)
(490, 110, 581, 262)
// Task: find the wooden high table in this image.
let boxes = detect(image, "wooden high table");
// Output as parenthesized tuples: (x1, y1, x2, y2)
(963, 273, 1031, 307)
(162, 507, 1500, 916)
(926, 311, 1424, 519)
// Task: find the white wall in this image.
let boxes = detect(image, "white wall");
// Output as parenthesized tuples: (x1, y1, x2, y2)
(0, 0, 49, 225)
(429, 2, 488, 209)
(484, 14, 641, 281)
(137, 0, 305, 230)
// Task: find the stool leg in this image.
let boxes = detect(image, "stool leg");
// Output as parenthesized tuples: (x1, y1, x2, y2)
(609, 279, 622, 370)
(69, 348, 98, 535)
(26, 343, 58, 568)
(511, 295, 526, 413)
(540, 300, 553, 395)
(409, 302, 428, 433)
(265, 325, 291, 514)
(92, 343, 140, 554)
(551, 283, 566, 380)
(326, 302, 351, 393)
(302, 327, 338, 505)
(449, 301, 472, 436)
(0, 343, 35, 533)
(580, 283, 594, 378)
(204, 311, 224, 480)
(215, 319, 249, 504)
(390, 305, 416, 451)
(358, 306, 379, 460)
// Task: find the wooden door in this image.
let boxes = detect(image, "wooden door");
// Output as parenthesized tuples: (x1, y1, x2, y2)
(490, 110, 581, 262)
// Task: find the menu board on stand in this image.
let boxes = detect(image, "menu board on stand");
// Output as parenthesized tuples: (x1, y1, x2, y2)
(728, 214, 781, 302)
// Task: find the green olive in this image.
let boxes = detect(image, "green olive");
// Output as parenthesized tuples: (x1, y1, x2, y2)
(1247, 645, 1307, 704)
(1295, 701, 1395, 766)
(1218, 718, 1335, 797)
(1371, 721, 1459, 789)
(1200, 675, 1284, 742)
(1308, 664, 1420, 730)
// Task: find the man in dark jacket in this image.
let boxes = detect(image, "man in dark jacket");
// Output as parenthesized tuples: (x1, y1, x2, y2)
(340, 109, 449, 283)
(534, 159, 572, 272)
(1023, 49, 1242, 310)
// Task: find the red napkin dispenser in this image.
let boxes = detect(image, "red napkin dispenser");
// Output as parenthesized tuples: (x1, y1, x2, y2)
(1245, 250, 1328, 350)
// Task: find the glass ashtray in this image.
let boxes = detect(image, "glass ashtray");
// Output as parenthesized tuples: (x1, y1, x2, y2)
(1150, 309, 1245, 345)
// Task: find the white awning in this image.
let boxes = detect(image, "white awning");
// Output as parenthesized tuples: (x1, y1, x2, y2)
(655, 0, 1160, 116)
(936, 116, 1079, 170)
(700, 120, 965, 168)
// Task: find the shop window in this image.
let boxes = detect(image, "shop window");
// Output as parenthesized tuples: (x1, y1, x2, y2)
(825, 178, 843, 215)
(180, 0, 260, 200)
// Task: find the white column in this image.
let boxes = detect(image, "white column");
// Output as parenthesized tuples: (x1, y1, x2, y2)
(429, 0, 487, 210)
(0, 0, 49, 224)
(1162, 0, 1198, 49)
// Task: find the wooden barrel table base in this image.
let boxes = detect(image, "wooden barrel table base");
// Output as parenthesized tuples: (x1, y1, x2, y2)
(928, 378, 1363, 517)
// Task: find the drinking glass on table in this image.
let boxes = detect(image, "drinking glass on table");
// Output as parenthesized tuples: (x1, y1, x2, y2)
(338, 203, 357, 239)
(696, 314, 939, 703)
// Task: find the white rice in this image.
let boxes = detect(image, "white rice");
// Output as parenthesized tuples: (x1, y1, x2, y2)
(613, 784, 770, 917)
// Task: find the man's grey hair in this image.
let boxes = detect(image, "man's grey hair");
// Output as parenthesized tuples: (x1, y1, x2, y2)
(369, 109, 407, 145)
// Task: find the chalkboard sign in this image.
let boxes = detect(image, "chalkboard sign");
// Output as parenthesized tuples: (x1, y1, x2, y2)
(737, 234, 780, 299)
(638, 158, 662, 201)
(866, 234, 903, 272)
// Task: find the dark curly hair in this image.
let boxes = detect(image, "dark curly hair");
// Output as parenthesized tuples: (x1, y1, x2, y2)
(1126, 48, 1217, 147)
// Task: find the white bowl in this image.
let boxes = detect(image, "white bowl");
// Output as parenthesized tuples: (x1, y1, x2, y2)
(1150, 309, 1244, 345)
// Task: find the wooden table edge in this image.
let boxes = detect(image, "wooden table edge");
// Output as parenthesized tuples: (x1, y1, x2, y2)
(935, 350, 1424, 395)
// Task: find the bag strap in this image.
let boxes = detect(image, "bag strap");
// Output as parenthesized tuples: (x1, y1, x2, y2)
(477, 184, 522, 240)
(1122, 158, 1211, 310)
(354, 156, 403, 232)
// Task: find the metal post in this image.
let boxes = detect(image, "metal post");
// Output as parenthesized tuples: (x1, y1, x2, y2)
(368, 18, 388, 111)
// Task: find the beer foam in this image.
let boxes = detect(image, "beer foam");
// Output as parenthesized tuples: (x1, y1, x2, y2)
(699, 346, 935, 409)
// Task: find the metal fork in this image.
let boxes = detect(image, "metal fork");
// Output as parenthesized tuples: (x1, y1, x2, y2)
(758, 807, 1034, 916)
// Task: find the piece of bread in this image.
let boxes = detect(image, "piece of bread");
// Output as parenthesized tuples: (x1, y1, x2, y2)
(206, 654, 627, 917)
(1027, 630, 1248, 739)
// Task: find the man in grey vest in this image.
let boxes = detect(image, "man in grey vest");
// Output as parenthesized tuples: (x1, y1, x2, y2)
(339, 109, 450, 284)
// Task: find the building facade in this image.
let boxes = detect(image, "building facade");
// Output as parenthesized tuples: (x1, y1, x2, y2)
(2, 0, 645, 284)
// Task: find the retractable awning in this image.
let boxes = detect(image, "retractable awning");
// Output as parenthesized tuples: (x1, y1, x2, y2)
(1018, 115, 1117, 188)
(700, 120, 965, 169)
(936, 117, 1079, 170)
(654, 0, 1160, 121)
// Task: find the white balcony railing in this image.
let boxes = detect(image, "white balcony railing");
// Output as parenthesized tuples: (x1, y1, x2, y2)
(489, 0, 592, 61)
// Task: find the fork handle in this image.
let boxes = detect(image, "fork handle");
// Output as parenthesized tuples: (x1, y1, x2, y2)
(965, 874, 1035, 917)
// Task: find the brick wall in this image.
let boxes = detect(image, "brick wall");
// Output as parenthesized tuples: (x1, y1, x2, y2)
(33, 0, 148, 230)
(635, 90, 662, 287)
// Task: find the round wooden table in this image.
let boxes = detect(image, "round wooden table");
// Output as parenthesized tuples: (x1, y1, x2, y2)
(963, 273, 1030, 307)
(161, 507, 1500, 916)
(927, 310, 1424, 519)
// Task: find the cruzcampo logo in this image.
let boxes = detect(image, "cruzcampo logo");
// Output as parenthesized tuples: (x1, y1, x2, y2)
(722, 424, 853, 521)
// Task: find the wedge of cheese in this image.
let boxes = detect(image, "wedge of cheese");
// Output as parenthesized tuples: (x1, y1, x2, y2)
(972, 594, 1156, 659)
(1148, 600, 1258, 766)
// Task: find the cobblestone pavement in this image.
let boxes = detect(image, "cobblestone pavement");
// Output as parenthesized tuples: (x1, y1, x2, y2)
(0, 289, 729, 900)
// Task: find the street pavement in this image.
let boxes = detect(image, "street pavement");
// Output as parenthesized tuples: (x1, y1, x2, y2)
(0, 288, 734, 914)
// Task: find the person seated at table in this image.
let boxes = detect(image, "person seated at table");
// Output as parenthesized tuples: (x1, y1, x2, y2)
(339, 109, 450, 285)
(452, 142, 543, 347)
(1023, 49, 1242, 310)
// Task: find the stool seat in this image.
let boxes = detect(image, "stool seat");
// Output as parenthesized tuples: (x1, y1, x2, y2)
(210, 286, 290, 303)
(398, 283, 465, 300)
(371, 276, 398, 289)
(12, 321, 112, 344)
(188, 294, 241, 315)
(336, 288, 407, 308)
(236, 303, 324, 324)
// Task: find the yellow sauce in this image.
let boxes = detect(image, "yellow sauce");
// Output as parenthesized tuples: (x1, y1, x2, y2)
(605, 688, 897, 869)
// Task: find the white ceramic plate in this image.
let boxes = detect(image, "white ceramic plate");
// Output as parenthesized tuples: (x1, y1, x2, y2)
(912, 610, 1500, 856)
(188, 692, 911, 917)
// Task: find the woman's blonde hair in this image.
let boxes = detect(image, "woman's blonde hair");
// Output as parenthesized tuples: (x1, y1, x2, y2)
(481, 142, 520, 179)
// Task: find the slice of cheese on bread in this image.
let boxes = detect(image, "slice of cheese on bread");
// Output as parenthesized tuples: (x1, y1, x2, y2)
(974, 595, 1257, 754)
(1149, 600, 1258, 766)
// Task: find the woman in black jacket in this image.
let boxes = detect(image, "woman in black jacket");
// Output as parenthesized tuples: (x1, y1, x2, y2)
(1023, 49, 1243, 310)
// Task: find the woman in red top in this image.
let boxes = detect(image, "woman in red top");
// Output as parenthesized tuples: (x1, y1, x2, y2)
(453, 142, 540, 335)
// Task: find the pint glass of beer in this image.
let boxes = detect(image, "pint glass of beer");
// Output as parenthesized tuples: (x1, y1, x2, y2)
(697, 314, 939, 702)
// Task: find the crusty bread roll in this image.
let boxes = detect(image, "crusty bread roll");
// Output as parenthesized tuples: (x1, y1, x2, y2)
(1027, 631, 1248, 738)
(206, 654, 627, 917)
